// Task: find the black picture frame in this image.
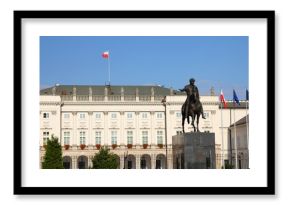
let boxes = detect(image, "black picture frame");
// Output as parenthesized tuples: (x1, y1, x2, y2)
(14, 10, 275, 195)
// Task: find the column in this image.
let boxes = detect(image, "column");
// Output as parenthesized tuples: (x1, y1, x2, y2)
(88, 112, 93, 147)
(120, 111, 125, 146)
(167, 151, 173, 169)
(72, 112, 77, 147)
(72, 156, 77, 169)
(136, 154, 141, 169)
(151, 154, 156, 169)
(150, 112, 155, 146)
(40, 156, 43, 169)
(120, 155, 125, 169)
(88, 156, 93, 168)
(103, 112, 108, 146)
(135, 112, 140, 146)
(168, 110, 175, 146)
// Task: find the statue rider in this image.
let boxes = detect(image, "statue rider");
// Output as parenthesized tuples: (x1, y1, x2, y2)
(179, 78, 206, 119)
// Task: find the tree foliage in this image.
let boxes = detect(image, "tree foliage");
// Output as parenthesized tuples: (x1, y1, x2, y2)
(42, 136, 64, 169)
(92, 147, 119, 169)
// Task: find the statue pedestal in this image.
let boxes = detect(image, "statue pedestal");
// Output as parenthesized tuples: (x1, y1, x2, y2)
(172, 132, 216, 169)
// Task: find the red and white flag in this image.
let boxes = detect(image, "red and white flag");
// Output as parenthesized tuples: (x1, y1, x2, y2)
(102, 51, 109, 59)
(220, 90, 227, 108)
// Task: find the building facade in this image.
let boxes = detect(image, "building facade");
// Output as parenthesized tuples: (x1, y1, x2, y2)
(40, 85, 248, 169)
(228, 115, 249, 169)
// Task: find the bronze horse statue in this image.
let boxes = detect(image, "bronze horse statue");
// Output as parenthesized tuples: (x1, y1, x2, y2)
(181, 92, 203, 133)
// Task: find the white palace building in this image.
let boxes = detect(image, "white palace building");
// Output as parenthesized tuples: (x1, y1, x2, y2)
(40, 85, 249, 169)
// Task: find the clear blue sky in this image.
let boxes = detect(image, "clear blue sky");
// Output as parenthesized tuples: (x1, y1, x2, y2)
(40, 36, 248, 99)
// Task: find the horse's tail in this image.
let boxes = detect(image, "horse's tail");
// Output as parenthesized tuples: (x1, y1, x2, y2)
(187, 116, 189, 124)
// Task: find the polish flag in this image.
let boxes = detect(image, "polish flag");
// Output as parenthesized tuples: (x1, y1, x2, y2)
(102, 51, 109, 59)
(220, 90, 227, 108)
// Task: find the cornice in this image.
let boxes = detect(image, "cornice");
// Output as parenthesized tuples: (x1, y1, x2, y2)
(60, 101, 166, 106)
(40, 100, 221, 107)
(40, 101, 62, 106)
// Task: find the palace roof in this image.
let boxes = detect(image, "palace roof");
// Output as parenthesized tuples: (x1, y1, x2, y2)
(40, 85, 185, 96)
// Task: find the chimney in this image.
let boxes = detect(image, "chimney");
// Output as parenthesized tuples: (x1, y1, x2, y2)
(135, 88, 139, 102)
(121, 87, 124, 101)
(170, 87, 174, 96)
(89, 87, 92, 101)
(210, 86, 215, 96)
(52, 87, 56, 96)
(104, 86, 108, 101)
(73, 86, 77, 101)
(151, 87, 154, 102)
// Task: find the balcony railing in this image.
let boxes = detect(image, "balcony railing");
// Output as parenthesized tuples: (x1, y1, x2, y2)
(77, 95, 89, 101)
(108, 95, 121, 101)
(61, 95, 73, 101)
(139, 95, 151, 101)
(154, 95, 164, 102)
(92, 95, 105, 101)
(61, 94, 165, 102)
(124, 95, 136, 101)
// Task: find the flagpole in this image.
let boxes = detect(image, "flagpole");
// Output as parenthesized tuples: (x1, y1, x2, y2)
(108, 51, 111, 85)
(246, 90, 249, 169)
(233, 102, 238, 169)
(221, 101, 224, 169)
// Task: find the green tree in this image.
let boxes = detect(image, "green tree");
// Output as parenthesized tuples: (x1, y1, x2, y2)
(92, 147, 119, 169)
(42, 135, 64, 169)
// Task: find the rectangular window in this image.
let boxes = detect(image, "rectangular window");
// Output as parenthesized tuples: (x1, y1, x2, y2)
(43, 131, 49, 145)
(142, 112, 148, 119)
(43, 112, 49, 118)
(111, 112, 117, 119)
(142, 131, 148, 144)
(43, 131, 49, 136)
(64, 131, 70, 145)
(176, 112, 182, 118)
(127, 131, 133, 144)
(64, 113, 70, 119)
(43, 137, 48, 145)
(95, 131, 101, 144)
(80, 131, 86, 144)
(95, 112, 101, 119)
(127, 112, 133, 119)
(204, 112, 209, 118)
(157, 130, 163, 144)
(111, 130, 117, 144)
(156, 112, 163, 119)
(79, 113, 86, 119)
(176, 131, 183, 135)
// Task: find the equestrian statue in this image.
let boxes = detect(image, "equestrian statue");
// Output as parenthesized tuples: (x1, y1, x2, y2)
(179, 78, 206, 133)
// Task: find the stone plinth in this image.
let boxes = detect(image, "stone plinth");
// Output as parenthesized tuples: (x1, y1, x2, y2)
(172, 132, 216, 169)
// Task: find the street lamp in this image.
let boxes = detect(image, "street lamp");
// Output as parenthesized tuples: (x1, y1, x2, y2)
(161, 96, 168, 169)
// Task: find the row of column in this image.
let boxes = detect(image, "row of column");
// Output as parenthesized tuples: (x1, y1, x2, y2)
(61, 154, 172, 169)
